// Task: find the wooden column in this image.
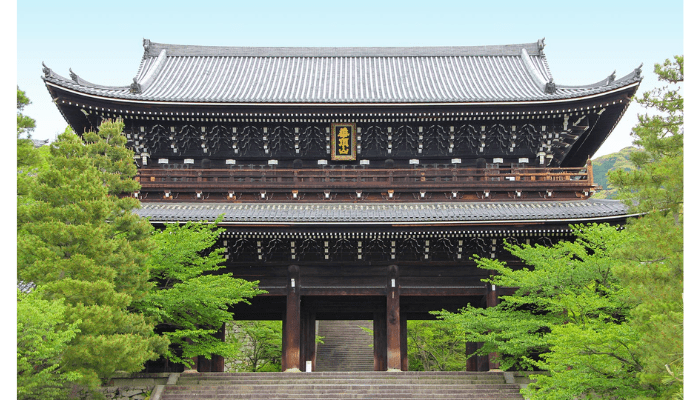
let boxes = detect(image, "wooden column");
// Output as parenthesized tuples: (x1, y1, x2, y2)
(212, 324, 226, 372)
(487, 284, 500, 370)
(300, 310, 316, 372)
(281, 316, 287, 372)
(466, 341, 478, 371)
(198, 357, 211, 372)
(373, 312, 387, 371)
(184, 338, 198, 373)
(466, 341, 489, 371)
(282, 265, 301, 371)
(386, 265, 401, 371)
(400, 313, 408, 371)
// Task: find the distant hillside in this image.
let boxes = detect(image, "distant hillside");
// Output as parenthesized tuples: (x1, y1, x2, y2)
(590, 146, 639, 199)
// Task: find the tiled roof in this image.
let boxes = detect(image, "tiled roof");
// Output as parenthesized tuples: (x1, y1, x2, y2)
(43, 39, 642, 104)
(135, 199, 631, 225)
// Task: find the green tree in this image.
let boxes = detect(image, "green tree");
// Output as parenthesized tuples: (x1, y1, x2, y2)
(17, 120, 168, 390)
(437, 224, 656, 398)
(17, 88, 46, 197)
(406, 320, 465, 371)
(17, 288, 82, 400)
(17, 87, 36, 139)
(608, 56, 683, 399)
(437, 57, 684, 400)
(227, 321, 283, 372)
(132, 219, 264, 369)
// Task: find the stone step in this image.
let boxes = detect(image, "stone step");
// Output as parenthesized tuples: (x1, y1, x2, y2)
(162, 395, 525, 400)
(169, 384, 519, 392)
(177, 378, 508, 384)
(159, 371, 525, 400)
(316, 320, 374, 371)
(177, 371, 503, 378)
(161, 390, 524, 400)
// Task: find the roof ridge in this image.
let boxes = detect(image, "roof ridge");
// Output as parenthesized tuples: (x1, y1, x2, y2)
(142, 40, 545, 58)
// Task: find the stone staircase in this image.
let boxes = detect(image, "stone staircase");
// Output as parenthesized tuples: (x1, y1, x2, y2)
(156, 371, 525, 399)
(316, 320, 374, 372)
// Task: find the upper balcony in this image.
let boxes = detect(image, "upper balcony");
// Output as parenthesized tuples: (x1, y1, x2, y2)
(133, 160, 598, 203)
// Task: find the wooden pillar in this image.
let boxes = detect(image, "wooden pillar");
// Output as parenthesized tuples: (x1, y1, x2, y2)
(300, 310, 316, 372)
(184, 337, 198, 373)
(466, 341, 489, 371)
(387, 265, 401, 371)
(487, 284, 500, 370)
(373, 312, 387, 371)
(466, 341, 478, 371)
(281, 316, 287, 371)
(282, 265, 301, 371)
(400, 313, 408, 371)
(212, 324, 226, 372)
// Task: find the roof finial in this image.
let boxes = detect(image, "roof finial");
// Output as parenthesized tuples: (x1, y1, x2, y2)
(634, 63, 643, 79)
(69, 68, 78, 82)
(545, 78, 556, 94)
(42, 62, 52, 77)
(130, 77, 141, 94)
(607, 70, 616, 85)
(143, 38, 151, 52)
(538, 38, 546, 54)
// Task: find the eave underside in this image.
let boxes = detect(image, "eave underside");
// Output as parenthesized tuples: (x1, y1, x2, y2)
(47, 83, 638, 169)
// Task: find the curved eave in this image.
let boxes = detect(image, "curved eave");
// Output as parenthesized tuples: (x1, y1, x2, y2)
(44, 79, 641, 108)
(144, 213, 639, 226)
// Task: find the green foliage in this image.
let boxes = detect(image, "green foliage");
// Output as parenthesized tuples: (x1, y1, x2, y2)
(17, 289, 82, 400)
(406, 320, 465, 371)
(613, 212, 683, 395)
(438, 57, 684, 399)
(607, 56, 684, 399)
(608, 56, 683, 216)
(17, 120, 168, 389)
(227, 321, 283, 372)
(17, 87, 45, 194)
(591, 146, 639, 199)
(17, 87, 36, 139)
(132, 219, 264, 368)
(437, 224, 635, 374)
(523, 321, 648, 400)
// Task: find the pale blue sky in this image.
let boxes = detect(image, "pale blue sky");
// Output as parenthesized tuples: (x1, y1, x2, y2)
(17, 0, 684, 157)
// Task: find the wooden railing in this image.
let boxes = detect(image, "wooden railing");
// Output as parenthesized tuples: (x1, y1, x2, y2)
(136, 161, 595, 193)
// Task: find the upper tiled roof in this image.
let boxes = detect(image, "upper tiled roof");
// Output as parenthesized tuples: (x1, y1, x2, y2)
(43, 39, 642, 104)
(135, 199, 631, 225)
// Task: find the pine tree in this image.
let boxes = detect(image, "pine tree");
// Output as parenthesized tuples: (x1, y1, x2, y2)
(17, 120, 168, 390)
(609, 56, 683, 399)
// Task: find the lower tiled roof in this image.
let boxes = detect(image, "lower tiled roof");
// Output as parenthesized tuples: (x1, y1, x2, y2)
(135, 199, 630, 225)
